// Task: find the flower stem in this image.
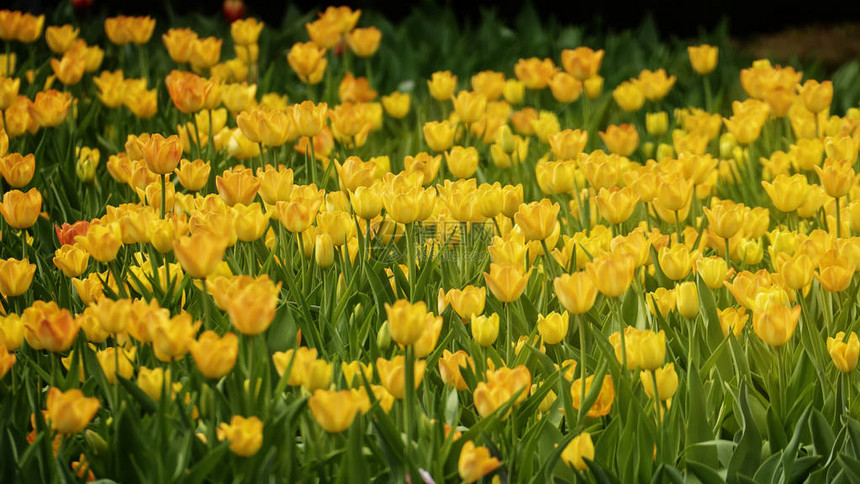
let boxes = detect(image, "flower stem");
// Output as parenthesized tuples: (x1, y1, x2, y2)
(160, 174, 167, 219)
(703, 75, 713, 113)
(578, 314, 588, 425)
(207, 108, 215, 161)
(308, 139, 318, 186)
(835, 196, 842, 239)
(613, 298, 628, 370)
(247, 334, 256, 413)
(650, 370, 663, 461)
(406, 222, 416, 301)
(403, 345, 415, 475)
(20, 229, 27, 260)
(506, 302, 513, 364)
(776, 345, 787, 422)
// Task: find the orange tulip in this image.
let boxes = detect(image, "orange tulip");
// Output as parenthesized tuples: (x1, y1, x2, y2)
(0, 188, 42, 229)
(458, 441, 501, 483)
(46, 387, 99, 434)
(23, 302, 80, 352)
(190, 331, 239, 379)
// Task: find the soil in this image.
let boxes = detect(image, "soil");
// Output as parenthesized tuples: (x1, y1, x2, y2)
(742, 23, 860, 68)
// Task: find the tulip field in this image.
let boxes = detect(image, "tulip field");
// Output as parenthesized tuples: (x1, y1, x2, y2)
(3, 2, 860, 482)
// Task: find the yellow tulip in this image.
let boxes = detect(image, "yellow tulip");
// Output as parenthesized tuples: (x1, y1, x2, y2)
(561, 432, 595, 471)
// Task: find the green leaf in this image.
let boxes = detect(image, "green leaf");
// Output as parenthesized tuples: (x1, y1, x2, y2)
(686, 460, 726, 484)
(517, 417, 550, 480)
(787, 455, 822, 484)
(846, 418, 860, 459)
(117, 375, 158, 413)
(837, 454, 860, 481)
(595, 418, 620, 472)
(684, 363, 717, 467)
(621, 287, 639, 326)
(700, 337, 730, 379)
(726, 383, 762, 484)
(444, 387, 459, 426)
(752, 451, 781, 484)
(648, 245, 671, 288)
(766, 405, 787, 453)
(617, 403, 642, 484)
(585, 457, 622, 484)
(697, 275, 732, 377)
(579, 360, 609, 424)
(651, 464, 685, 484)
(782, 406, 812, 483)
(809, 408, 835, 457)
(179, 442, 229, 484)
(343, 420, 369, 484)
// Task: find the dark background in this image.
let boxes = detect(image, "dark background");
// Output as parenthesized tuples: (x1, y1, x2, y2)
(10, 0, 860, 38)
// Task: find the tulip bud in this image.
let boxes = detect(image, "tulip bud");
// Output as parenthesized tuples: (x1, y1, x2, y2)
(642, 142, 655, 159)
(583, 75, 603, 99)
(312, 233, 333, 269)
(688, 45, 718, 75)
(85, 429, 109, 455)
(76, 155, 97, 182)
(503, 79, 525, 105)
(635, 330, 666, 371)
(640, 363, 679, 400)
(497, 124, 515, 155)
(537, 311, 569, 345)
(646, 112, 668, 137)
(376, 321, 391, 350)
(471, 313, 500, 347)
(719, 133, 737, 160)
(675, 281, 699, 319)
